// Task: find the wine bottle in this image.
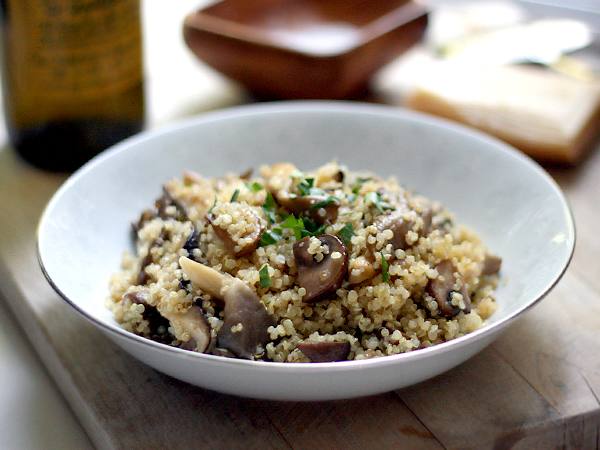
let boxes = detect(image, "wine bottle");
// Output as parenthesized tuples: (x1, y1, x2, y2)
(1, 0, 144, 172)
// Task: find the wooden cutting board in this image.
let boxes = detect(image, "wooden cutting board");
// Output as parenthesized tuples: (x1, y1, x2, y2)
(1, 130, 600, 449)
(0, 1, 599, 447)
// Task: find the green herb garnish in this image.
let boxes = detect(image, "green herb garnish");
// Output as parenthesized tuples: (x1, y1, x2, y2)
(259, 264, 271, 288)
(230, 189, 240, 202)
(246, 181, 263, 192)
(381, 252, 390, 282)
(301, 217, 327, 238)
(281, 214, 305, 240)
(262, 192, 277, 223)
(310, 195, 338, 210)
(263, 192, 276, 209)
(208, 196, 217, 214)
(260, 229, 281, 246)
(338, 223, 354, 245)
(351, 177, 372, 195)
(365, 191, 394, 213)
(297, 177, 315, 196)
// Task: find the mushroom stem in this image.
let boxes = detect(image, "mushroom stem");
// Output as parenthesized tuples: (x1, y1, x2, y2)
(179, 256, 227, 298)
(162, 306, 211, 353)
(179, 256, 275, 359)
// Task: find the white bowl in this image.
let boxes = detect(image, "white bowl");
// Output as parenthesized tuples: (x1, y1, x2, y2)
(38, 102, 575, 401)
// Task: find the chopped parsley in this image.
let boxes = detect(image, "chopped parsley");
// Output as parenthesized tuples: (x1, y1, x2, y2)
(338, 223, 354, 245)
(260, 229, 281, 246)
(262, 192, 277, 223)
(278, 214, 329, 240)
(281, 214, 305, 240)
(351, 177, 372, 195)
(310, 195, 338, 210)
(301, 217, 326, 238)
(208, 196, 217, 214)
(246, 181, 263, 192)
(230, 189, 240, 202)
(297, 177, 315, 196)
(365, 191, 394, 213)
(259, 264, 271, 288)
(381, 252, 390, 282)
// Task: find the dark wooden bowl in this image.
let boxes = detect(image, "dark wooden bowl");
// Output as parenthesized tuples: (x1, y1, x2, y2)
(183, 0, 428, 99)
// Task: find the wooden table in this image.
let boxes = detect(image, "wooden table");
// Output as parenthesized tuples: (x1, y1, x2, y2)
(1, 1, 600, 448)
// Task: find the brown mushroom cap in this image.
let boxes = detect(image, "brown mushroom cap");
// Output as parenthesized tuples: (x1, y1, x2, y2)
(366, 208, 434, 263)
(131, 209, 156, 238)
(374, 210, 414, 251)
(277, 193, 339, 224)
(217, 281, 276, 359)
(123, 290, 172, 345)
(297, 341, 351, 362)
(348, 256, 377, 285)
(155, 186, 189, 221)
(427, 260, 471, 318)
(482, 254, 502, 275)
(207, 207, 264, 257)
(179, 257, 275, 359)
(163, 305, 211, 353)
(421, 208, 433, 236)
(293, 234, 348, 303)
(136, 230, 169, 285)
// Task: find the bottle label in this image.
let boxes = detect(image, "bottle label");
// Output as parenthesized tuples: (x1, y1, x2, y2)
(5, 0, 142, 122)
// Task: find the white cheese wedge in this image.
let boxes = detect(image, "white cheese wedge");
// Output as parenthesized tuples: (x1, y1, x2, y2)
(406, 62, 600, 164)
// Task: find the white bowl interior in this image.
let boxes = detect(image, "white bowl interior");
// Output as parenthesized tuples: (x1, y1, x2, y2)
(39, 102, 574, 360)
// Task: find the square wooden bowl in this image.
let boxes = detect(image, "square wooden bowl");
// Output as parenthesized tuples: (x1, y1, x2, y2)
(183, 0, 428, 99)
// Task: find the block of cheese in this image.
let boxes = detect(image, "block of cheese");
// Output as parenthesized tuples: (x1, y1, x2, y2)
(405, 62, 600, 164)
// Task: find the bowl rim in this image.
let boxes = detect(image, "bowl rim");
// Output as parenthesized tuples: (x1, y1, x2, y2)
(37, 100, 576, 372)
(183, 1, 429, 58)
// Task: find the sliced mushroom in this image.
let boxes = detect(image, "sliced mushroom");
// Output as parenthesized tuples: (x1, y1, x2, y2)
(436, 217, 454, 232)
(124, 290, 150, 305)
(179, 256, 225, 298)
(182, 170, 203, 185)
(155, 186, 189, 221)
(297, 341, 351, 362)
(482, 254, 502, 275)
(207, 205, 264, 256)
(123, 291, 172, 344)
(277, 192, 339, 224)
(162, 306, 211, 353)
(179, 256, 275, 359)
(137, 250, 153, 285)
(368, 208, 433, 256)
(131, 209, 156, 240)
(209, 347, 237, 358)
(183, 228, 199, 254)
(239, 168, 253, 180)
(136, 229, 169, 285)
(348, 256, 376, 285)
(421, 208, 433, 236)
(427, 260, 471, 318)
(374, 210, 414, 251)
(293, 234, 348, 302)
(218, 281, 275, 359)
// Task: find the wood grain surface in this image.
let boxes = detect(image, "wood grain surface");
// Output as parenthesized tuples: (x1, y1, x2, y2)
(1, 128, 600, 450)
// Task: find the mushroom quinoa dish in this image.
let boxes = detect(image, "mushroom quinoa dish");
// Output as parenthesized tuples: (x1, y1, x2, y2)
(108, 162, 501, 362)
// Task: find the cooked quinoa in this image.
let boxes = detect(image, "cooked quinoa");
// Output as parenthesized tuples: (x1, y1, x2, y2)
(108, 162, 500, 362)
